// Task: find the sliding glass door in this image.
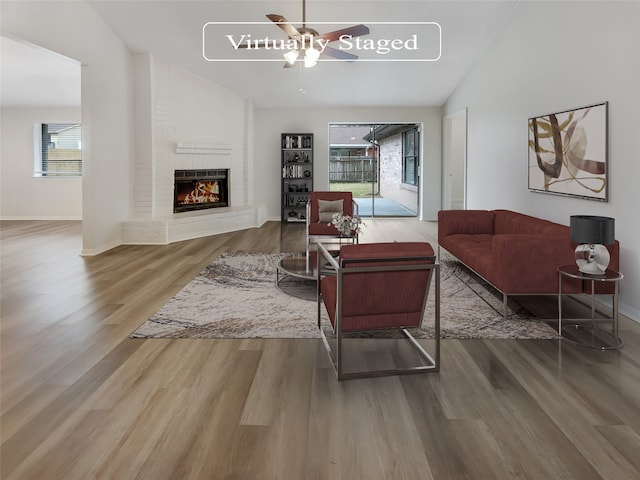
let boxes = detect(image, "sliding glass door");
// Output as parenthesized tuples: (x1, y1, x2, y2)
(328, 123, 419, 217)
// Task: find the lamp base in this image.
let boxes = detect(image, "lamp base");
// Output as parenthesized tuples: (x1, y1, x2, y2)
(575, 243, 610, 275)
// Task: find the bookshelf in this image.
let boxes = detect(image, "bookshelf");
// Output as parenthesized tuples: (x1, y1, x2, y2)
(281, 133, 313, 222)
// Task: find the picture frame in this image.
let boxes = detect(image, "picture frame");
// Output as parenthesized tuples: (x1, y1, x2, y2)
(528, 102, 608, 201)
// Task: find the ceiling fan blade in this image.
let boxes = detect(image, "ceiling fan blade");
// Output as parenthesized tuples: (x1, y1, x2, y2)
(283, 61, 296, 68)
(316, 24, 370, 43)
(322, 46, 359, 62)
(266, 14, 301, 39)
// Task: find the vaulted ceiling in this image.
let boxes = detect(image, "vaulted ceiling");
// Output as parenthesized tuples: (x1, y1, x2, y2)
(1, 1, 520, 108)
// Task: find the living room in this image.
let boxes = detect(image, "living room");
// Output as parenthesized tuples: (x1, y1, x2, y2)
(2, 1, 640, 478)
(2, 0, 638, 320)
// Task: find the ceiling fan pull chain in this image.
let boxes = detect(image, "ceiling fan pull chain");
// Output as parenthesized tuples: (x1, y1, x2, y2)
(298, 63, 306, 95)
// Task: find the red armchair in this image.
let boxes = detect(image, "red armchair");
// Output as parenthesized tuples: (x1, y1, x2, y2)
(316, 241, 440, 380)
(306, 191, 358, 256)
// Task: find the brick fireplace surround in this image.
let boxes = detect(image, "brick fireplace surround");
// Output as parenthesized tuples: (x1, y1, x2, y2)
(121, 163, 266, 245)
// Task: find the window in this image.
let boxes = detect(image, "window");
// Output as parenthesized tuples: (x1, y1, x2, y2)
(403, 128, 419, 186)
(35, 123, 82, 176)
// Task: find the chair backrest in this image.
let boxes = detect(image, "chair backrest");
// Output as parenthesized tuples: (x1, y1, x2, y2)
(309, 191, 353, 223)
(331, 242, 435, 331)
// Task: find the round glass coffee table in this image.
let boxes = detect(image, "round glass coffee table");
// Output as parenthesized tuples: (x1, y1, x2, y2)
(276, 253, 317, 284)
(276, 252, 336, 300)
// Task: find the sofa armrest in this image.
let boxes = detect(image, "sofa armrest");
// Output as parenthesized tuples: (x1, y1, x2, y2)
(491, 234, 580, 294)
(437, 210, 495, 246)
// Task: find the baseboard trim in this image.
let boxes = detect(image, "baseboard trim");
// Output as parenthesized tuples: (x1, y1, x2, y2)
(0, 215, 82, 221)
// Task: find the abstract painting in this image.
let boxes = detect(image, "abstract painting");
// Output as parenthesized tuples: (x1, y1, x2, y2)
(528, 102, 608, 201)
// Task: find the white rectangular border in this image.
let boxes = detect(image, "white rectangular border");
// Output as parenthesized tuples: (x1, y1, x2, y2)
(202, 21, 442, 62)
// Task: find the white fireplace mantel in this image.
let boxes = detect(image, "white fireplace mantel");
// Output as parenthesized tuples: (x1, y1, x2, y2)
(175, 142, 231, 155)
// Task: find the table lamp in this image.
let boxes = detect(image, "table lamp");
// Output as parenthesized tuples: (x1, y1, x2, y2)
(570, 215, 615, 275)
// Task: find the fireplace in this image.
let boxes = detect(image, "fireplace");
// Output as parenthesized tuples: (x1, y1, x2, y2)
(174, 169, 229, 213)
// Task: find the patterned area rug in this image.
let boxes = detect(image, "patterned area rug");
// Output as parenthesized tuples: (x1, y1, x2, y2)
(130, 252, 559, 340)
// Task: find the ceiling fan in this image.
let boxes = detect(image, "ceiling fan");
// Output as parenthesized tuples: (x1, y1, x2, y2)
(241, 0, 370, 68)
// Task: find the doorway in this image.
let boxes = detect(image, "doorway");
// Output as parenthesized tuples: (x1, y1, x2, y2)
(442, 109, 467, 210)
(328, 123, 420, 217)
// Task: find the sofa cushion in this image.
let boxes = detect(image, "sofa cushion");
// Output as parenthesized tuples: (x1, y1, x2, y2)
(541, 222, 570, 237)
(494, 210, 533, 234)
(437, 210, 495, 238)
(491, 234, 580, 294)
(442, 234, 495, 283)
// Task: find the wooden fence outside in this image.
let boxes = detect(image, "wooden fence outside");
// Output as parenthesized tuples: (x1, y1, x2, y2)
(329, 157, 378, 182)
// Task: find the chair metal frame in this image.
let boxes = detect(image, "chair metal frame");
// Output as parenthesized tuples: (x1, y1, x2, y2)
(316, 242, 440, 381)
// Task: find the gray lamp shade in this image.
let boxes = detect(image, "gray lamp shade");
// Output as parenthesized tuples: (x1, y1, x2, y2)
(570, 215, 615, 245)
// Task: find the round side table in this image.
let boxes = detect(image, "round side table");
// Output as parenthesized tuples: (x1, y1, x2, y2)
(557, 265, 623, 350)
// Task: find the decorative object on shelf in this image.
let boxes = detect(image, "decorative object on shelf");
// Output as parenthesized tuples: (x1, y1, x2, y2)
(328, 213, 364, 237)
(570, 215, 615, 274)
(528, 102, 608, 201)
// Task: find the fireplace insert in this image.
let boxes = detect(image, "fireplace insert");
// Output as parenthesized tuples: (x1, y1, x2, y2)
(174, 169, 229, 213)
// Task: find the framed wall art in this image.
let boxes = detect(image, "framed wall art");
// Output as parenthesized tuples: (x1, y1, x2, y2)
(528, 102, 608, 201)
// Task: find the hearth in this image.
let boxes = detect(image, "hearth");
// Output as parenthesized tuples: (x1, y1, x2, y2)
(174, 169, 229, 213)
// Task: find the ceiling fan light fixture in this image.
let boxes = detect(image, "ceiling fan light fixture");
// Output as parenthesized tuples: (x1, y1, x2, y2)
(266, 0, 369, 68)
(304, 46, 320, 68)
(284, 49, 299, 65)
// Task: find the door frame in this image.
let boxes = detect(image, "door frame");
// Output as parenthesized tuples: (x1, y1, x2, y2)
(442, 109, 467, 210)
(327, 122, 421, 217)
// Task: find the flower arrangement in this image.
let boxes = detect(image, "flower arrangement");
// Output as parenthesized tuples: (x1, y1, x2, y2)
(328, 213, 364, 237)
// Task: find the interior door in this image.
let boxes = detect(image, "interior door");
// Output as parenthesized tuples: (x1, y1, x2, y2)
(443, 109, 467, 210)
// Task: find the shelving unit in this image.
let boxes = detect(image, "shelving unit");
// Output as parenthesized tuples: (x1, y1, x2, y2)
(281, 133, 313, 222)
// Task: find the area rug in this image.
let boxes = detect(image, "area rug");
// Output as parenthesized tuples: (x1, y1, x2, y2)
(130, 252, 559, 340)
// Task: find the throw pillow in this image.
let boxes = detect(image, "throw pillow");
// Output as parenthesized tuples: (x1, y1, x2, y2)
(317, 199, 344, 223)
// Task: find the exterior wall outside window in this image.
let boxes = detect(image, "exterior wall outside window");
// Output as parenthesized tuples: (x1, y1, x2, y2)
(379, 133, 418, 211)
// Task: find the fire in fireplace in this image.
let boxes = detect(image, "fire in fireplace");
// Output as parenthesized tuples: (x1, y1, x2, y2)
(174, 169, 229, 213)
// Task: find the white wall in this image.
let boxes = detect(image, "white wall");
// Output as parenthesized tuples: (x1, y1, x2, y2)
(122, 53, 264, 244)
(444, 1, 640, 320)
(2, 0, 135, 255)
(254, 106, 442, 221)
(1, 107, 82, 219)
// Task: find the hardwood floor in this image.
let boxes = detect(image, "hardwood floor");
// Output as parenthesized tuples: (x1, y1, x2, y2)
(2, 219, 640, 479)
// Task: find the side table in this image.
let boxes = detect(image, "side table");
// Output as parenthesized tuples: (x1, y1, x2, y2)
(557, 265, 623, 350)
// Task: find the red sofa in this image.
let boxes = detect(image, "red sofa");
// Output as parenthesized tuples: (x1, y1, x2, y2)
(437, 209, 620, 312)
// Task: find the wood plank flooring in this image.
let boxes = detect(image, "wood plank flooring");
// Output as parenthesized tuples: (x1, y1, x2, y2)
(2, 219, 640, 479)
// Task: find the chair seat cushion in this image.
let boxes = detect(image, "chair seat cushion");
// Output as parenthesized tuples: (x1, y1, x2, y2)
(309, 223, 342, 236)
